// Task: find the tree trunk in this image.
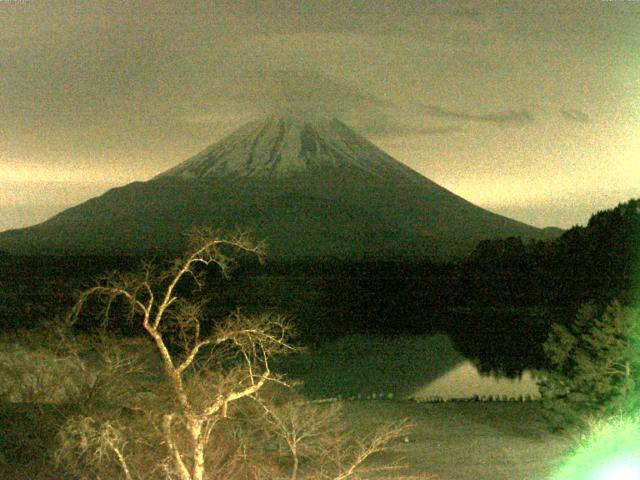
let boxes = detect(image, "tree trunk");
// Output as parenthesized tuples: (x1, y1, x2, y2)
(291, 452, 299, 480)
(190, 418, 206, 480)
(163, 414, 192, 480)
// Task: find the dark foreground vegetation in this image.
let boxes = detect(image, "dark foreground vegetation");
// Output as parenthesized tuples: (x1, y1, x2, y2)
(2, 232, 415, 480)
(1, 399, 574, 480)
(0, 198, 638, 478)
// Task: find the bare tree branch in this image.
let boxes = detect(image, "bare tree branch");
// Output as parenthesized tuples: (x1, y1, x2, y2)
(56, 230, 421, 480)
(64, 230, 289, 480)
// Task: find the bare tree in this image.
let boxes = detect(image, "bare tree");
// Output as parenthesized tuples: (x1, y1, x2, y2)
(65, 230, 293, 480)
(258, 395, 341, 480)
(56, 230, 428, 480)
(56, 416, 135, 480)
(258, 395, 415, 480)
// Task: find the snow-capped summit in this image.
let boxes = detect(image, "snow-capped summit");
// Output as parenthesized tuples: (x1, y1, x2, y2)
(157, 117, 417, 181)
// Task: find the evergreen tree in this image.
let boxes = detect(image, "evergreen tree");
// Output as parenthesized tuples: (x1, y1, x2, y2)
(538, 300, 640, 430)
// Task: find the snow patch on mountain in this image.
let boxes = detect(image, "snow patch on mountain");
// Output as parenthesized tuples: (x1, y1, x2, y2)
(157, 117, 420, 181)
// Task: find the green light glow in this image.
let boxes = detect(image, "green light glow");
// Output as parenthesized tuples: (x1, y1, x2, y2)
(594, 459, 640, 480)
(551, 416, 640, 480)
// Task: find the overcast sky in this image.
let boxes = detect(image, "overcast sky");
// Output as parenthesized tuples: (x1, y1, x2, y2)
(1, 0, 639, 230)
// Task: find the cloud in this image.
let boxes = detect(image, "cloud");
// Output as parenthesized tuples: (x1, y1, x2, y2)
(339, 106, 463, 137)
(421, 104, 535, 126)
(184, 69, 389, 122)
(184, 69, 462, 137)
(450, 6, 483, 21)
(355, 118, 462, 137)
(559, 109, 590, 123)
(184, 69, 468, 138)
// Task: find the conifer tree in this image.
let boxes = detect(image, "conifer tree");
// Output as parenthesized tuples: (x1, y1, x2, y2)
(539, 300, 640, 430)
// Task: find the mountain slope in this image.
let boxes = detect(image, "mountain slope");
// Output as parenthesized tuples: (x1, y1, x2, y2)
(0, 117, 543, 259)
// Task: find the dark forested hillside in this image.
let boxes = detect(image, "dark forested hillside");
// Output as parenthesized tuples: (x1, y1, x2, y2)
(462, 198, 640, 314)
(1, 199, 637, 377)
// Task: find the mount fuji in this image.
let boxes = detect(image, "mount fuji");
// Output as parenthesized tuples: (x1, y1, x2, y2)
(0, 117, 545, 259)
